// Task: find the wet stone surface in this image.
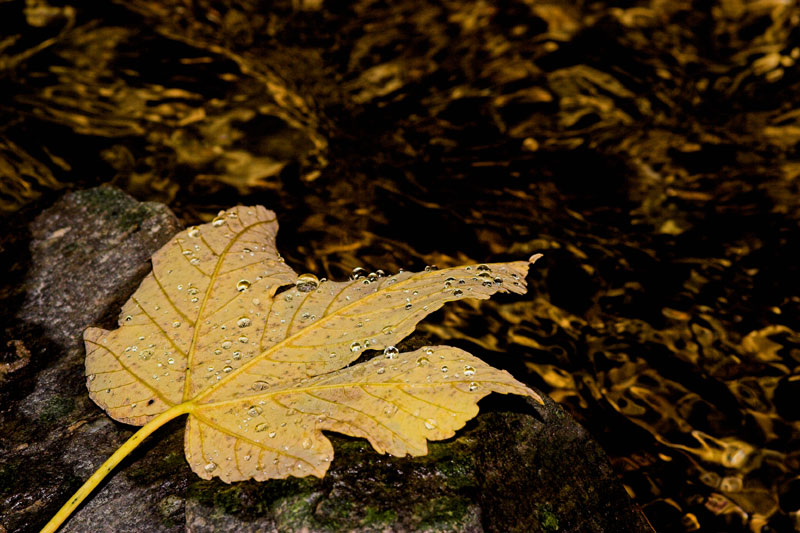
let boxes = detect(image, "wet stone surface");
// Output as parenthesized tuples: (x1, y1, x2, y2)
(184, 393, 651, 533)
(0, 186, 184, 533)
(0, 186, 649, 532)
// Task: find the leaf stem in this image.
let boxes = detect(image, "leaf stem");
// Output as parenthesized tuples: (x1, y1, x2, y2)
(40, 402, 193, 533)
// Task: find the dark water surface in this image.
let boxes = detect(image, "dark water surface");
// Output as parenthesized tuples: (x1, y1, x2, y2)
(2, 1, 800, 531)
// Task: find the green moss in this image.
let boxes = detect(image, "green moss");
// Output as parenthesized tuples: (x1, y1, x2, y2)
(188, 477, 318, 522)
(205, 484, 248, 517)
(157, 494, 183, 528)
(39, 395, 75, 424)
(537, 505, 560, 532)
(330, 436, 371, 454)
(74, 186, 152, 231)
(435, 454, 476, 490)
(360, 506, 397, 527)
(314, 492, 356, 529)
(272, 491, 320, 531)
(189, 480, 246, 517)
(414, 495, 471, 529)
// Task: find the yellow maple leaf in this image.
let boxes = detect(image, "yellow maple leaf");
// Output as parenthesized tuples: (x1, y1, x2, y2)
(43, 205, 542, 531)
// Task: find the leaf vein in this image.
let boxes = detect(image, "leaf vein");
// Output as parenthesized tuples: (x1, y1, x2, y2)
(85, 338, 174, 407)
(302, 391, 415, 451)
(194, 413, 316, 469)
(183, 218, 275, 400)
(132, 296, 188, 358)
(150, 272, 192, 325)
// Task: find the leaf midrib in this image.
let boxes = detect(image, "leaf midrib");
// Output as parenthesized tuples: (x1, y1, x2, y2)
(190, 262, 528, 406)
(189, 271, 423, 405)
(195, 377, 525, 410)
(183, 217, 276, 401)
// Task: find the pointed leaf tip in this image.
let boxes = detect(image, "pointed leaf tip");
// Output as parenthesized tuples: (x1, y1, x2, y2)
(528, 253, 543, 264)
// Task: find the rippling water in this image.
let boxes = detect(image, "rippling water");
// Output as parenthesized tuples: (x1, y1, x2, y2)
(3, 1, 800, 530)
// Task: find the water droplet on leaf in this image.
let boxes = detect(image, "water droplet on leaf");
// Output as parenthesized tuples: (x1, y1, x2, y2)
(295, 273, 319, 292)
(252, 380, 270, 391)
(383, 346, 399, 359)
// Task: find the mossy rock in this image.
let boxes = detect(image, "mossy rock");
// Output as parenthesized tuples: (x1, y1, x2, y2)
(184, 394, 651, 532)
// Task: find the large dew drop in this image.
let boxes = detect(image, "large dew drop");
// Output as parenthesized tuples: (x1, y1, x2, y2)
(383, 346, 399, 359)
(350, 267, 367, 280)
(295, 273, 319, 292)
(237, 279, 251, 292)
(252, 380, 270, 391)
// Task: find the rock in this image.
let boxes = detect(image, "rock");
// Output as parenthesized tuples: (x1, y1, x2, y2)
(0, 186, 184, 533)
(185, 394, 653, 533)
(0, 186, 651, 532)
(19, 185, 180, 350)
